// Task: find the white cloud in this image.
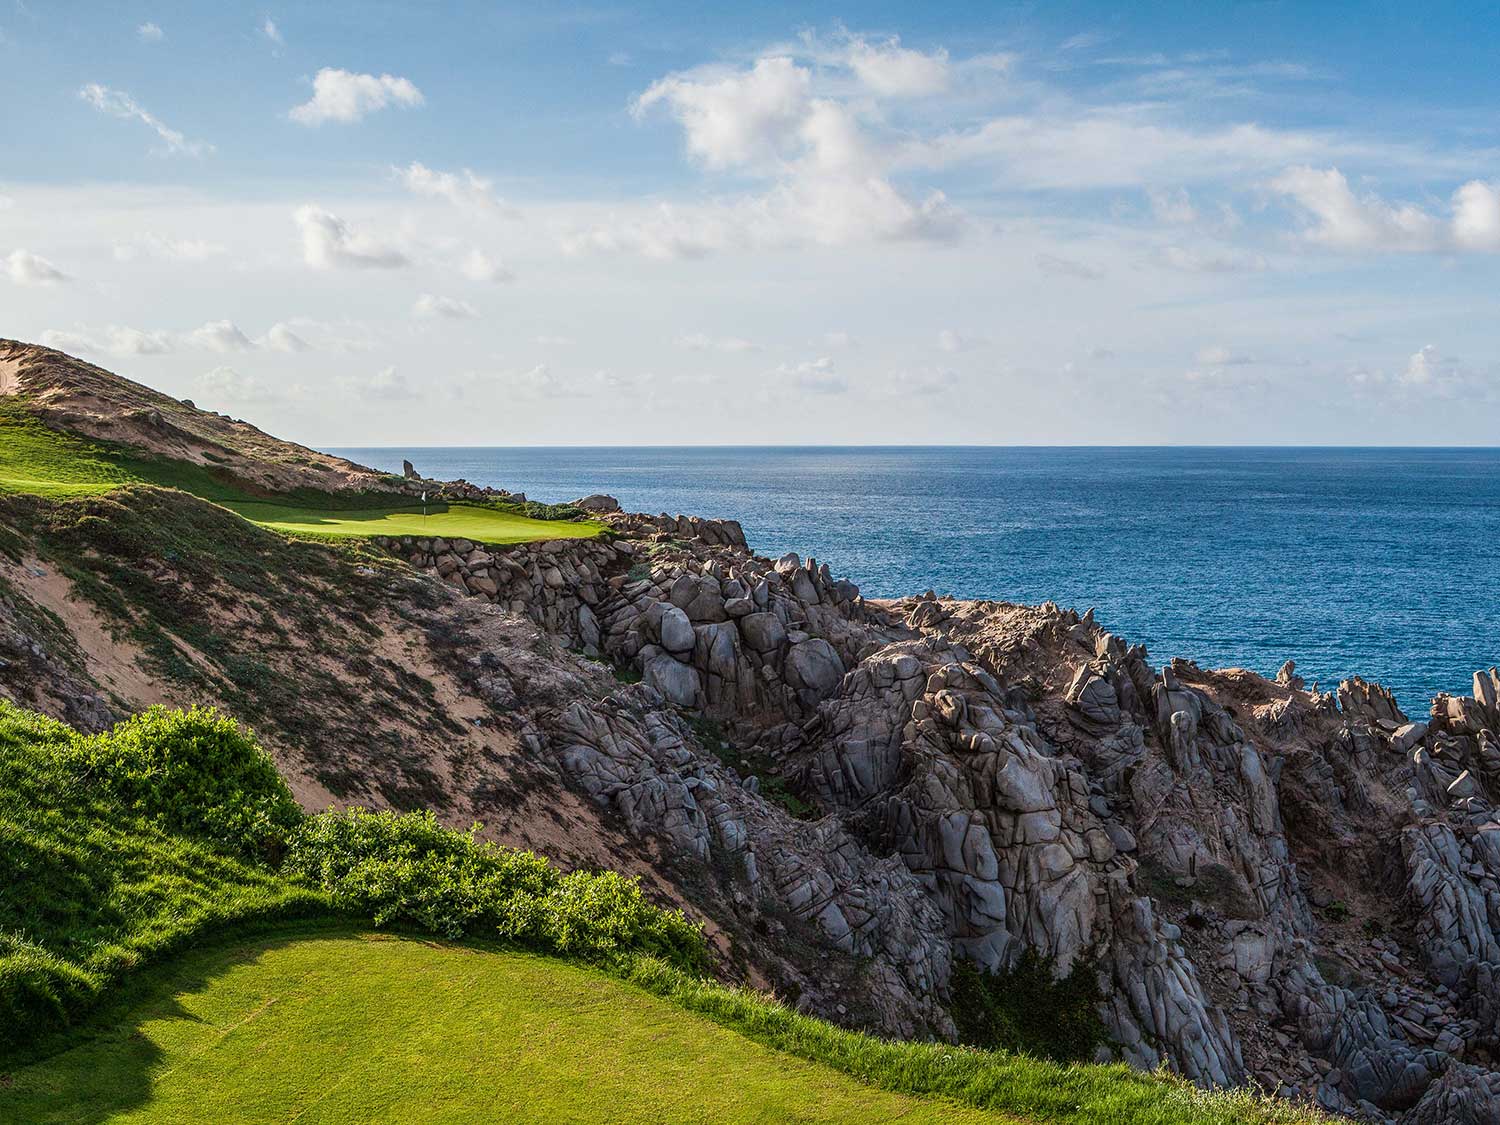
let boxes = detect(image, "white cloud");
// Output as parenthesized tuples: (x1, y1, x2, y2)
(1194, 345, 1254, 366)
(397, 162, 512, 213)
(609, 53, 962, 256)
(294, 206, 408, 269)
(78, 84, 211, 156)
(264, 323, 310, 352)
(199, 366, 270, 404)
(342, 365, 418, 400)
(1148, 186, 1198, 225)
(1156, 244, 1267, 273)
(1036, 252, 1104, 280)
(842, 33, 950, 98)
(676, 332, 757, 353)
(883, 366, 960, 397)
(459, 247, 513, 282)
(189, 319, 256, 352)
(937, 329, 983, 353)
(289, 68, 424, 125)
(4, 249, 66, 285)
(113, 233, 225, 262)
(414, 293, 478, 320)
(1451, 181, 1500, 251)
(535, 334, 576, 346)
(822, 331, 858, 349)
(106, 326, 173, 355)
(261, 17, 283, 48)
(635, 56, 810, 171)
(136, 22, 164, 43)
(777, 356, 846, 394)
(42, 324, 173, 357)
(1271, 166, 1439, 251)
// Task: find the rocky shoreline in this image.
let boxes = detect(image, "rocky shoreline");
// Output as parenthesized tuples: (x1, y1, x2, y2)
(360, 493, 1500, 1124)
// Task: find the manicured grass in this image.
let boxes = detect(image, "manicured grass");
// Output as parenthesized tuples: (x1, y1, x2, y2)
(1, 930, 1007, 1125)
(224, 499, 604, 543)
(0, 401, 602, 544)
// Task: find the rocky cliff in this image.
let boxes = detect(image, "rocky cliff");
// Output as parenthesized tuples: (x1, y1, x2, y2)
(346, 512, 1500, 1123)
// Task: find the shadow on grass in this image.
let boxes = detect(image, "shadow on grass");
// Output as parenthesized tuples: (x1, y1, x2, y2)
(0, 921, 361, 1125)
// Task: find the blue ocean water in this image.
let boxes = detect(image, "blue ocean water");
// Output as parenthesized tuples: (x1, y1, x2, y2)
(329, 446, 1500, 713)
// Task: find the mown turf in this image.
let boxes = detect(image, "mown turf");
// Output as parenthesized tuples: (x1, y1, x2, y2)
(1, 930, 1009, 1125)
(226, 499, 603, 542)
(0, 401, 602, 544)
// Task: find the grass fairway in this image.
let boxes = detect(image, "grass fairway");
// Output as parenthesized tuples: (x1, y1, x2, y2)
(226, 500, 604, 543)
(3, 930, 1005, 1125)
(0, 403, 602, 544)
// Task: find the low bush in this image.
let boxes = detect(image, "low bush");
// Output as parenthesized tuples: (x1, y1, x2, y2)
(949, 949, 1108, 1063)
(285, 808, 707, 973)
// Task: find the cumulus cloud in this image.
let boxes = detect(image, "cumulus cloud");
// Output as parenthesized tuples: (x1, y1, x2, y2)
(4, 249, 66, 285)
(341, 365, 418, 400)
(265, 323, 310, 352)
(396, 162, 512, 213)
(41, 325, 172, 357)
(79, 84, 211, 156)
(616, 53, 961, 255)
(1270, 166, 1439, 251)
(1271, 171, 1500, 254)
(1451, 181, 1500, 251)
(290, 69, 424, 125)
(113, 233, 225, 262)
(459, 247, 513, 282)
(842, 33, 950, 98)
(294, 206, 408, 269)
(189, 319, 256, 352)
(198, 366, 270, 404)
(136, 22, 164, 43)
(413, 293, 478, 320)
(676, 332, 757, 353)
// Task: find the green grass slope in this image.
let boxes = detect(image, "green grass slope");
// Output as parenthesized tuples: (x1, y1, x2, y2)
(3, 930, 1006, 1125)
(0, 400, 602, 544)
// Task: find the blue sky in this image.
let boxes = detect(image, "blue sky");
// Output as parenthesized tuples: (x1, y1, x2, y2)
(4, 2, 1500, 444)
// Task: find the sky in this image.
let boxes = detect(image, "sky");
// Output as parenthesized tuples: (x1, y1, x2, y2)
(4, 1, 1500, 446)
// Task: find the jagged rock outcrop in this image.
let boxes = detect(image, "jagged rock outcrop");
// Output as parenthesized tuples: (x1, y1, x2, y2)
(377, 508, 1500, 1121)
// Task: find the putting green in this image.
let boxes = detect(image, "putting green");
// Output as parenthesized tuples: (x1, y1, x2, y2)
(3, 931, 1000, 1125)
(224, 500, 604, 543)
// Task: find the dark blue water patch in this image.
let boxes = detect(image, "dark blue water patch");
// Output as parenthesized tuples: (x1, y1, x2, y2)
(329, 446, 1500, 713)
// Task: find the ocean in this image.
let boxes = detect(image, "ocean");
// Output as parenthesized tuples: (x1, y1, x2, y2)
(328, 446, 1500, 714)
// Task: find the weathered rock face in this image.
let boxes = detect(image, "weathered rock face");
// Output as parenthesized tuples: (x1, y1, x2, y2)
(322, 513, 1500, 1120)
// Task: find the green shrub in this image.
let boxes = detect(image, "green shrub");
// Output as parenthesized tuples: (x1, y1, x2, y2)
(284, 808, 708, 973)
(70, 706, 302, 858)
(0, 701, 326, 1050)
(949, 949, 1108, 1063)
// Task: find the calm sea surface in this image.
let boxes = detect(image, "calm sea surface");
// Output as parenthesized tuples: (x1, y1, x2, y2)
(329, 446, 1500, 713)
